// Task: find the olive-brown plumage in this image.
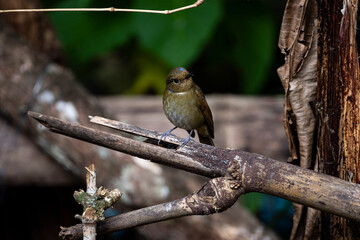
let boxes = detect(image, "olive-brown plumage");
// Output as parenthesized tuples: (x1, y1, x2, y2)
(161, 67, 214, 147)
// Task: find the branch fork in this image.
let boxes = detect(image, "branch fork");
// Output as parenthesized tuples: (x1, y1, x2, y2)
(26, 111, 360, 239)
(60, 163, 244, 239)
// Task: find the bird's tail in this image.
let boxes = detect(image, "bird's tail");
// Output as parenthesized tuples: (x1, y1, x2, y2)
(198, 134, 215, 146)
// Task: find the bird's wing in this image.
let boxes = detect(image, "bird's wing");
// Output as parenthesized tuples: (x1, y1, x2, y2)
(194, 84, 214, 138)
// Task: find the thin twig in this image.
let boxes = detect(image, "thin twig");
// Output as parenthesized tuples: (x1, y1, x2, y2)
(84, 164, 97, 240)
(85, 166, 96, 178)
(0, 0, 204, 14)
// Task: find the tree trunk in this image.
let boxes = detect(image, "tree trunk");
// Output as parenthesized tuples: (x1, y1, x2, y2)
(0, 0, 63, 62)
(317, 0, 360, 238)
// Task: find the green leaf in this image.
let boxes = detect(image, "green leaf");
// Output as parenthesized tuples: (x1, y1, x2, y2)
(232, 11, 276, 94)
(48, 0, 132, 64)
(131, 0, 223, 67)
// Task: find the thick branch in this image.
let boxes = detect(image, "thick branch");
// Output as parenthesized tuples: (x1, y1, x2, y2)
(28, 111, 227, 178)
(28, 111, 360, 222)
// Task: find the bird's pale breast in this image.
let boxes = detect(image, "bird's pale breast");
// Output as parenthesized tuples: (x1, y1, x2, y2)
(163, 89, 204, 131)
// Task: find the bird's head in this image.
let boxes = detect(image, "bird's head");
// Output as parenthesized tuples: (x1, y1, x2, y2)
(166, 67, 194, 93)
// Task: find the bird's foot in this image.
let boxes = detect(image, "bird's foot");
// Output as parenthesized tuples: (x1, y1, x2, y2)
(158, 126, 177, 145)
(176, 129, 194, 150)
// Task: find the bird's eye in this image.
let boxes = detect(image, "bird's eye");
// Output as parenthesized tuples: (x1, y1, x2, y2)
(173, 79, 179, 84)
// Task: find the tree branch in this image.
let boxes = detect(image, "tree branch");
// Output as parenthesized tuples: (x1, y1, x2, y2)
(28, 111, 360, 224)
(28, 111, 227, 178)
(60, 176, 242, 239)
(0, 0, 204, 14)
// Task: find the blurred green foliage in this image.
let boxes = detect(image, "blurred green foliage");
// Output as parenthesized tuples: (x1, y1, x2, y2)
(48, 0, 133, 64)
(232, 8, 276, 94)
(132, 0, 222, 67)
(42, 0, 285, 95)
(241, 192, 264, 214)
(240, 193, 293, 239)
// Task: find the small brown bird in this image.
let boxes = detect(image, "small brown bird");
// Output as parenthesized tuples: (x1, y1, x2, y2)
(159, 67, 214, 148)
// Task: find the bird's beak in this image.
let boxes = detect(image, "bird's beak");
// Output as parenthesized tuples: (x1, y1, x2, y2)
(185, 73, 194, 79)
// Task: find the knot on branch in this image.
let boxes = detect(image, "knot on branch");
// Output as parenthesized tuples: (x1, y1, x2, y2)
(186, 177, 244, 215)
(226, 158, 243, 189)
(74, 186, 122, 222)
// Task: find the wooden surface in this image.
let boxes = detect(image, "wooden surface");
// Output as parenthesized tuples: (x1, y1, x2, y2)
(317, 0, 360, 238)
(30, 111, 360, 225)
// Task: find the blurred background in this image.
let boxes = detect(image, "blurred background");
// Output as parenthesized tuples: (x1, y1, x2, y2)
(0, 0, 293, 239)
(42, 0, 285, 96)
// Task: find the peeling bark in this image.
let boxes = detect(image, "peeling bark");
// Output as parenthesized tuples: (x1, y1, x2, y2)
(277, 0, 320, 239)
(278, 0, 318, 167)
(317, 0, 360, 238)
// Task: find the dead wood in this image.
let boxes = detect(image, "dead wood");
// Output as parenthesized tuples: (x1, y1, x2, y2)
(317, 0, 360, 238)
(27, 111, 360, 239)
(277, 0, 319, 238)
(60, 176, 242, 239)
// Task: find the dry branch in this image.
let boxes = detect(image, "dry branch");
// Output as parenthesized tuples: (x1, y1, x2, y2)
(83, 164, 97, 240)
(28, 111, 360, 225)
(71, 164, 122, 240)
(60, 176, 242, 239)
(0, 0, 204, 14)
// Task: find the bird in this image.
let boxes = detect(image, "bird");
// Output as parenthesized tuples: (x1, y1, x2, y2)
(159, 67, 214, 148)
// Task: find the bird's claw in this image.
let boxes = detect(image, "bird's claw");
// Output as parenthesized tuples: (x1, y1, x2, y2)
(158, 128, 194, 149)
(176, 129, 194, 150)
(158, 127, 177, 145)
